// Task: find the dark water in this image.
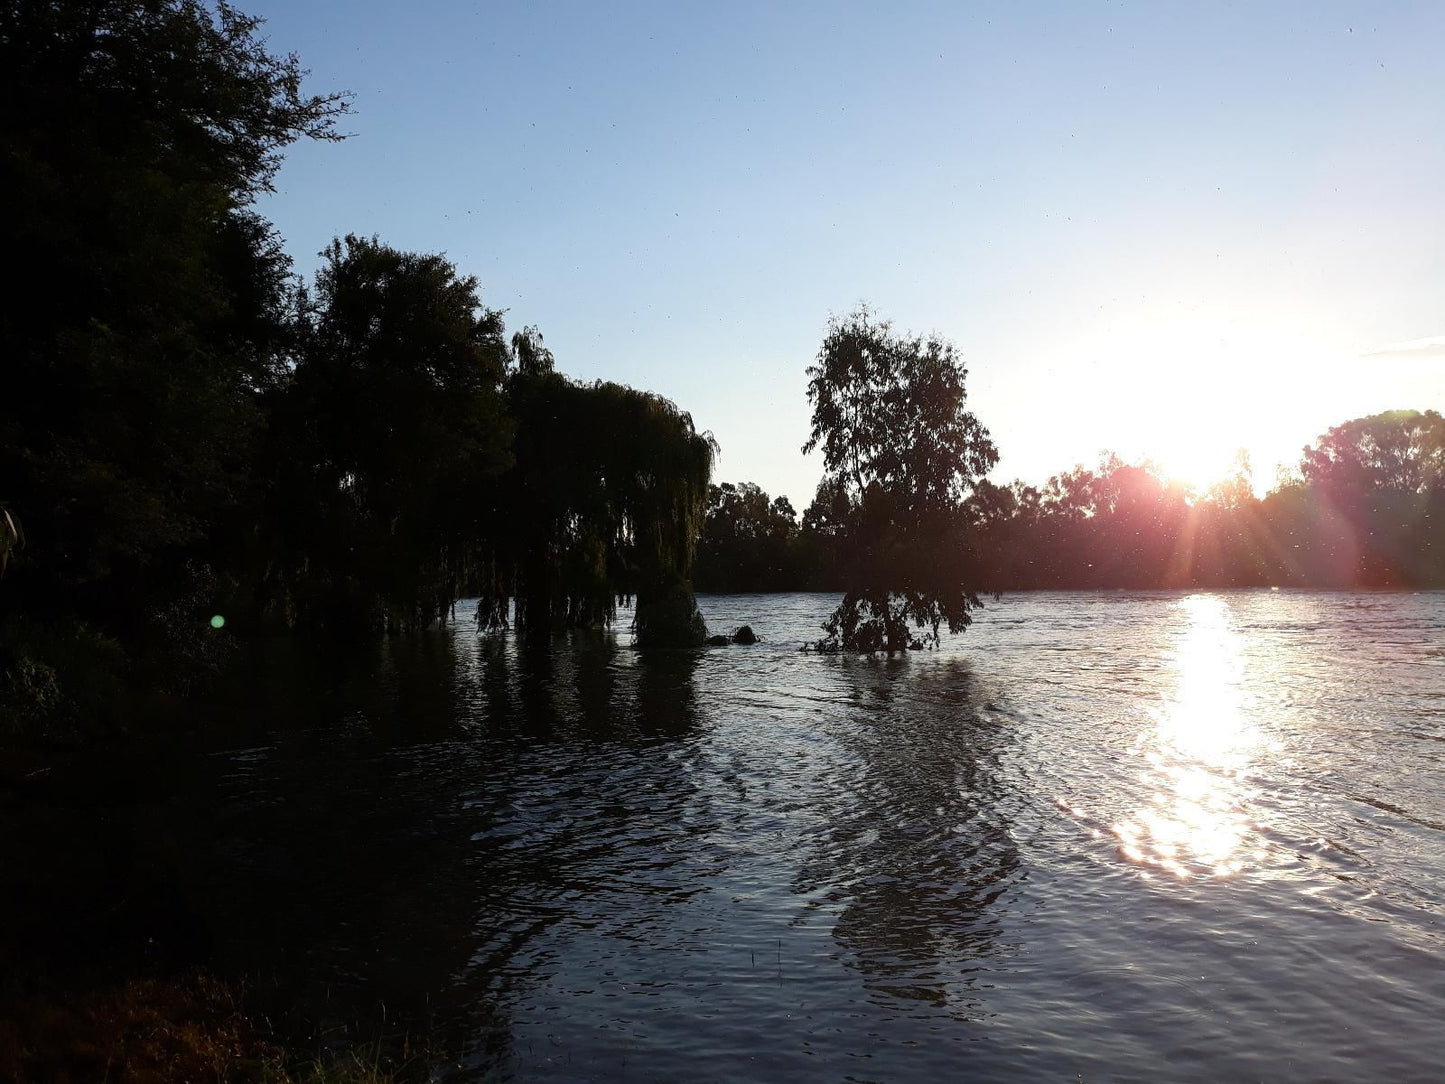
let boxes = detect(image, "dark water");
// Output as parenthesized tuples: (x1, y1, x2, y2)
(39, 592, 1445, 1079)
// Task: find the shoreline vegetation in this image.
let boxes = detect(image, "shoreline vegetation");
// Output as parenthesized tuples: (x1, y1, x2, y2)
(695, 409, 1445, 597)
(1, 2, 1442, 1080)
(1, 0, 723, 749)
(0, 969, 427, 1084)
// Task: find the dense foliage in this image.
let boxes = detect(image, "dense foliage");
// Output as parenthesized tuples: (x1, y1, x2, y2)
(0, 1, 715, 738)
(696, 409, 1445, 598)
(487, 363, 715, 647)
(801, 307, 998, 651)
(693, 484, 802, 592)
(0, 0, 346, 607)
(270, 235, 514, 633)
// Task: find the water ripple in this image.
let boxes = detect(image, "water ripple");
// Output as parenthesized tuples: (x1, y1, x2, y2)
(92, 589, 1445, 1081)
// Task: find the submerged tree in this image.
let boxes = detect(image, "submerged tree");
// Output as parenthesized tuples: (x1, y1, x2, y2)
(280, 235, 513, 632)
(803, 306, 998, 651)
(488, 364, 716, 646)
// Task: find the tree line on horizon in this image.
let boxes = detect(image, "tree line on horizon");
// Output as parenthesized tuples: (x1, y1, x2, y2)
(695, 408, 1445, 594)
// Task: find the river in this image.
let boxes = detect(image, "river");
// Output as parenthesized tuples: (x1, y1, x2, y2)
(30, 590, 1445, 1079)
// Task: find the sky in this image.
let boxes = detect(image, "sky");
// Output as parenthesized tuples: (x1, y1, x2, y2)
(250, 0, 1444, 506)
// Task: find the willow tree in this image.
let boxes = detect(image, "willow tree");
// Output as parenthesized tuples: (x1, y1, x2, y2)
(608, 384, 716, 647)
(803, 306, 998, 652)
(484, 352, 716, 646)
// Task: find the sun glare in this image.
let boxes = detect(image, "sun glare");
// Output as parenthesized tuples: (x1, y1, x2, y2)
(1053, 309, 1321, 497)
(1149, 445, 1236, 496)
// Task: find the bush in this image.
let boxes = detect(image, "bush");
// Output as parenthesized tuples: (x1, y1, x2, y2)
(0, 617, 127, 743)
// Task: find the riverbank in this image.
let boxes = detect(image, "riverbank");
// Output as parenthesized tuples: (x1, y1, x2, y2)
(3, 970, 276, 1082)
(0, 744, 432, 1083)
(1, 972, 432, 1083)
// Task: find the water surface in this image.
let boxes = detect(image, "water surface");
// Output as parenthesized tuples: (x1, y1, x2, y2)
(77, 592, 1445, 1078)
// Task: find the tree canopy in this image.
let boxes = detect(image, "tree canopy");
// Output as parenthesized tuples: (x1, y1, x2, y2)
(272, 235, 513, 633)
(1300, 409, 1444, 495)
(0, 0, 348, 614)
(693, 483, 800, 592)
(0, 1, 720, 738)
(803, 306, 998, 651)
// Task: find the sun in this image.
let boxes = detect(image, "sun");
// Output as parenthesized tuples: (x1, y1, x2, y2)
(1148, 442, 1235, 495)
(1040, 307, 1318, 501)
(1114, 406, 1241, 495)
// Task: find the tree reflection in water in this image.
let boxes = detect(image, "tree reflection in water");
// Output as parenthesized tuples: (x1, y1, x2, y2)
(457, 637, 722, 1070)
(792, 655, 1023, 1016)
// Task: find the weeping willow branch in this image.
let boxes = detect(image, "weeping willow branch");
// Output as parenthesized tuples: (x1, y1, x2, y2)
(477, 371, 716, 645)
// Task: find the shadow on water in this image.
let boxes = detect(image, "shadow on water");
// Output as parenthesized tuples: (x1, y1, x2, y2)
(793, 654, 1023, 1017)
(448, 639, 732, 1074)
(455, 634, 708, 854)
(2, 628, 714, 1071)
(4, 614, 1028, 1076)
(164, 632, 517, 1064)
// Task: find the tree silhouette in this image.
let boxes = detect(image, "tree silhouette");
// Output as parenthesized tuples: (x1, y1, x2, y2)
(0, 0, 349, 611)
(280, 235, 513, 633)
(694, 482, 800, 592)
(1289, 409, 1445, 584)
(0, 0, 350, 728)
(803, 306, 997, 651)
(485, 363, 716, 646)
(1301, 410, 1444, 494)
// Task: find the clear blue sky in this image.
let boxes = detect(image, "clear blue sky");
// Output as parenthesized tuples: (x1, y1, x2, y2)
(252, 0, 1444, 505)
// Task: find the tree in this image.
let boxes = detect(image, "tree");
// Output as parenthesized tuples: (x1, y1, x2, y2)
(801, 475, 853, 540)
(1202, 450, 1256, 511)
(490, 367, 716, 645)
(0, 0, 348, 725)
(1300, 410, 1445, 495)
(694, 482, 800, 592)
(0, 0, 347, 612)
(281, 236, 513, 632)
(803, 306, 997, 651)
(1292, 409, 1445, 585)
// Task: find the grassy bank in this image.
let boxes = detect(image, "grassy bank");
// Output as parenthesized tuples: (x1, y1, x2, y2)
(0, 969, 427, 1083)
(0, 743, 438, 1084)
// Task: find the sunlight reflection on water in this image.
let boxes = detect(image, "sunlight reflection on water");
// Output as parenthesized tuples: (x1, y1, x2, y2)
(106, 589, 1443, 1081)
(1114, 594, 1265, 879)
